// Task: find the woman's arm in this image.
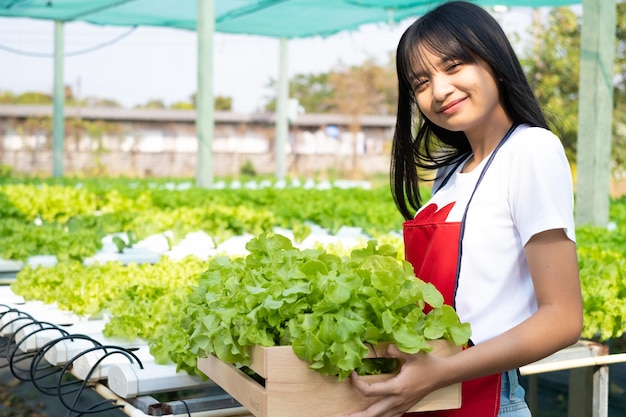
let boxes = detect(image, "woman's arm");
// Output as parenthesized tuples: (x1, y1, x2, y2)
(346, 228, 582, 417)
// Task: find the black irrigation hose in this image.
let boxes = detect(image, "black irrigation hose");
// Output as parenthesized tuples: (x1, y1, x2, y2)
(1, 306, 147, 416)
(0, 305, 16, 366)
(57, 345, 144, 416)
(0, 308, 36, 335)
(0, 308, 37, 369)
(180, 399, 192, 417)
(30, 334, 104, 396)
(7, 320, 69, 381)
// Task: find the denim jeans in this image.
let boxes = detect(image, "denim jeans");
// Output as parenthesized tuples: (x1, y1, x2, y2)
(499, 370, 532, 417)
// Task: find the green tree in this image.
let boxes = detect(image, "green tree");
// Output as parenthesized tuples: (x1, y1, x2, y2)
(0, 90, 17, 104)
(82, 96, 122, 108)
(0, 88, 121, 107)
(12, 91, 53, 105)
(521, 5, 626, 172)
(330, 57, 397, 117)
(612, 2, 626, 172)
(521, 7, 580, 162)
(170, 101, 194, 110)
(187, 93, 233, 111)
(136, 99, 166, 109)
(264, 72, 336, 113)
(263, 55, 397, 115)
(214, 95, 233, 111)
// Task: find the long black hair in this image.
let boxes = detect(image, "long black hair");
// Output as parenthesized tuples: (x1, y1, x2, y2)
(391, 1, 548, 220)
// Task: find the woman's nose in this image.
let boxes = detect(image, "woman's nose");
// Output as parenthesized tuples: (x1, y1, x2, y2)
(431, 76, 454, 101)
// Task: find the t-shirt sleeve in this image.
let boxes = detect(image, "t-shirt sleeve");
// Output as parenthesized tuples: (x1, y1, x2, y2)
(508, 128, 576, 245)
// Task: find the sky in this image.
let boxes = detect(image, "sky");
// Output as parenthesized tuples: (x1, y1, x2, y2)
(0, 7, 535, 113)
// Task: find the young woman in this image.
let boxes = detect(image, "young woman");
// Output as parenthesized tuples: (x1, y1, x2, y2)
(347, 2, 583, 417)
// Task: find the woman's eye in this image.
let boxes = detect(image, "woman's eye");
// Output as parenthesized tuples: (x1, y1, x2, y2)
(446, 62, 462, 72)
(413, 79, 428, 91)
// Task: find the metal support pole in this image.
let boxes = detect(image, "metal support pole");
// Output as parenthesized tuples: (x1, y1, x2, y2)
(196, 0, 215, 188)
(568, 368, 592, 417)
(275, 38, 289, 181)
(575, 0, 616, 226)
(592, 365, 609, 417)
(52, 20, 65, 178)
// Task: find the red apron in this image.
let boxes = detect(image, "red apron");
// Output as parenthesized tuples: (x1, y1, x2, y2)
(401, 201, 501, 417)
(401, 125, 517, 416)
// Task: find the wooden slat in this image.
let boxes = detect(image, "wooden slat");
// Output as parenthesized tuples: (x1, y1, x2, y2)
(198, 341, 461, 417)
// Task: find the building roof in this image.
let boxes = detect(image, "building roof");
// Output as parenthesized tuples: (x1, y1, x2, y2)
(0, 105, 396, 128)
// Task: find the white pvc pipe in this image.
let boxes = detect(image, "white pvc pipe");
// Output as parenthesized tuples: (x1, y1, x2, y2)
(0, 311, 38, 337)
(43, 334, 147, 366)
(94, 383, 153, 417)
(0, 305, 79, 336)
(107, 362, 216, 399)
(520, 353, 626, 375)
(0, 284, 24, 302)
(71, 345, 154, 381)
(14, 323, 68, 352)
(15, 319, 108, 352)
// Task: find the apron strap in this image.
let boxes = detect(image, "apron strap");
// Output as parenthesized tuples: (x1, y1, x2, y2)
(452, 124, 517, 305)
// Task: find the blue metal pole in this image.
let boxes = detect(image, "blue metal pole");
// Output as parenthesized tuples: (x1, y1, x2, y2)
(575, 0, 616, 226)
(275, 38, 289, 181)
(196, 0, 215, 188)
(52, 20, 65, 178)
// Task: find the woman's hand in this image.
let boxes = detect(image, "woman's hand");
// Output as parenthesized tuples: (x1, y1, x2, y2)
(345, 230, 582, 417)
(345, 344, 444, 417)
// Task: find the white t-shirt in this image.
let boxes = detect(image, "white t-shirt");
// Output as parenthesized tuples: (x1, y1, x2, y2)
(422, 125, 576, 344)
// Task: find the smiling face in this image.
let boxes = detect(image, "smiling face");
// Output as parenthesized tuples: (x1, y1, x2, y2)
(409, 47, 511, 139)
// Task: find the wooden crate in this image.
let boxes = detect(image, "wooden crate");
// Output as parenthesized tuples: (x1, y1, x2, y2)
(197, 340, 461, 417)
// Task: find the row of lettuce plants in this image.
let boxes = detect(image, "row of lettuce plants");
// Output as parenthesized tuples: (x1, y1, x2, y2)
(4, 178, 626, 362)
(0, 178, 405, 262)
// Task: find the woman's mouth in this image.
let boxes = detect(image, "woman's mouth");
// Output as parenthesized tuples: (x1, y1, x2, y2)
(439, 98, 466, 114)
